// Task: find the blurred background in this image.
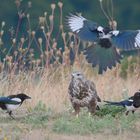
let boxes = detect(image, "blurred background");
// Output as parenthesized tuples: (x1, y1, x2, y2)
(0, 0, 140, 29)
(0, 0, 139, 78)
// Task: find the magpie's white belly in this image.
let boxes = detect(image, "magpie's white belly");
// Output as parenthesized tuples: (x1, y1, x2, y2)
(6, 97, 21, 111)
(125, 105, 136, 111)
(6, 104, 21, 111)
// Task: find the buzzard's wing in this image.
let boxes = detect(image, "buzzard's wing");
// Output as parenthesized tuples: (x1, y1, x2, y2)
(84, 45, 122, 74)
(86, 80, 101, 102)
(67, 14, 100, 42)
(111, 30, 140, 50)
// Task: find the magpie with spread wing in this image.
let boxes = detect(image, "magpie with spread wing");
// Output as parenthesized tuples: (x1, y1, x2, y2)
(0, 93, 31, 119)
(104, 91, 140, 115)
(67, 14, 140, 74)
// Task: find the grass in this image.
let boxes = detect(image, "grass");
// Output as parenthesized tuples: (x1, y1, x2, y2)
(52, 106, 139, 135)
(0, 101, 140, 140)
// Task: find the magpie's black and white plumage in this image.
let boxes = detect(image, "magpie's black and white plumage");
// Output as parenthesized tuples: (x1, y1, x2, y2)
(67, 14, 140, 74)
(68, 71, 101, 115)
(104, 91, 140, 115)
(0, 93, 31, 119)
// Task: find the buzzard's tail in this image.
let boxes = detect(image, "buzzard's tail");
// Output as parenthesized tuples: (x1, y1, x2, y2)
(104, 100, 123, 106)
(84, 45, 122, 74)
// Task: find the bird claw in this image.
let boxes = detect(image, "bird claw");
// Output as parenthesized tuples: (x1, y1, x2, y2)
(9, 111, 15, 119)
(10, 115, 15, 119)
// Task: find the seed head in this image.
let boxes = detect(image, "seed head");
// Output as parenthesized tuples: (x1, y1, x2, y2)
(38, 38, 43, 45)
(51, 3, 56, 10)
(58, 2, 63, 8)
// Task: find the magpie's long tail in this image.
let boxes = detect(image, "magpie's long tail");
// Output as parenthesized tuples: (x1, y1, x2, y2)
(104, 100, 123, 106)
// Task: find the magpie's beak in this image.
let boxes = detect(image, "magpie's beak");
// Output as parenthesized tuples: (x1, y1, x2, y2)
(26, 96, 31, 99)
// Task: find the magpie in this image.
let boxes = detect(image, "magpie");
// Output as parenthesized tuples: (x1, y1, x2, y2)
(104, 91, 140, 115)
(67, 14, 140, 74)
(0, 93, 31, 119)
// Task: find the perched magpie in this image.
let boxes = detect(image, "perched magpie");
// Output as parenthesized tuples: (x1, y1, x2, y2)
(67, 14, 140, 74)
(104, 91, 140, 115)
(0, 93, 31, 119)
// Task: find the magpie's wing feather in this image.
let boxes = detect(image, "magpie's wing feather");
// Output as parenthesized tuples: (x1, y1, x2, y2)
(111, 30, 140, 50)
(0, 97, 20, 104)
(84, 45, 122, 74)
(67, 14, 99, 42)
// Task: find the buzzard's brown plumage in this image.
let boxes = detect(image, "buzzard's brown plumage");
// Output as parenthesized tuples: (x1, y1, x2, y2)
(68, 71, 101, 115)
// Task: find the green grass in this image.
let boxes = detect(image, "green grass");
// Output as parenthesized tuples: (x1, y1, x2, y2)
(53, 106, 140, 135)
(0, 103, 140, 140)
(23, 101, 54, 128)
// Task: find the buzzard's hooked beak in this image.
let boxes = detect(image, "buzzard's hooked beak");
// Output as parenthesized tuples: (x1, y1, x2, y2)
(71, 74, 74, 78)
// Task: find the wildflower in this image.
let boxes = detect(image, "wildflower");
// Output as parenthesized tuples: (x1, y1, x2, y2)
(44, 12, 47, 17)
(39, 17, 45, 25)
(0, 30, 4, 36)
(30, 53, 34, 57)
(29, 49, 34, 53)
(58, 2, 63, 8)
(46, 32, 50, 37)
(38, 38, 43, 45)
(40, 26, 45, 31)
(20, 37, 25, 44)
(27, 14, 30, 19)
(28, 1, 32, 8)
(31, 31, 35, 37)
(52, 42, 57, 49)
(40, 54, 44, 59)
(56, 50, 62, 56)
(0, 38, 3, 46)
(36, 59, 41, 65)
(51, 3, 56, 10)
(14, 51, 18, 56)
(12, 38, 16, 44)
(1, 21, 5, 28)
(15, 0, 21, 7)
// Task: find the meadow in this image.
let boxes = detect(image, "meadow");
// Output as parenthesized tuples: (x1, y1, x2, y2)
(0, 1, 140, 140)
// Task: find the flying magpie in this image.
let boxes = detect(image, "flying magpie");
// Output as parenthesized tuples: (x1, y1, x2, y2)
(104, 91, 140, 115)
(67, 14, 140, 74)
(0, 93, 31, 119)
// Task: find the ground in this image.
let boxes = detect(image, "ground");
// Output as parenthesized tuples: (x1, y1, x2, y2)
(0, 105, 140, 140)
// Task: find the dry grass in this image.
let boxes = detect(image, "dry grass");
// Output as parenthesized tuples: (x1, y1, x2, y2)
(0, 63, 139, 113)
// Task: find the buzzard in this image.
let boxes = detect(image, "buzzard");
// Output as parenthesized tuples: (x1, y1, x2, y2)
(67, 14, 140, 74)
(68, 71, 101, 115)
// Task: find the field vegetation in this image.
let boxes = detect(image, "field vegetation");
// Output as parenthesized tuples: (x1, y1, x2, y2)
(0, 1, 140, 140)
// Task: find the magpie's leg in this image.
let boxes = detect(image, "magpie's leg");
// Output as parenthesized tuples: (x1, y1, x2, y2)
(96, 105, 100, 110)
(125, 111, 129, 115)
(132, 110, 135, 114)
(9, 111, 15, 119)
